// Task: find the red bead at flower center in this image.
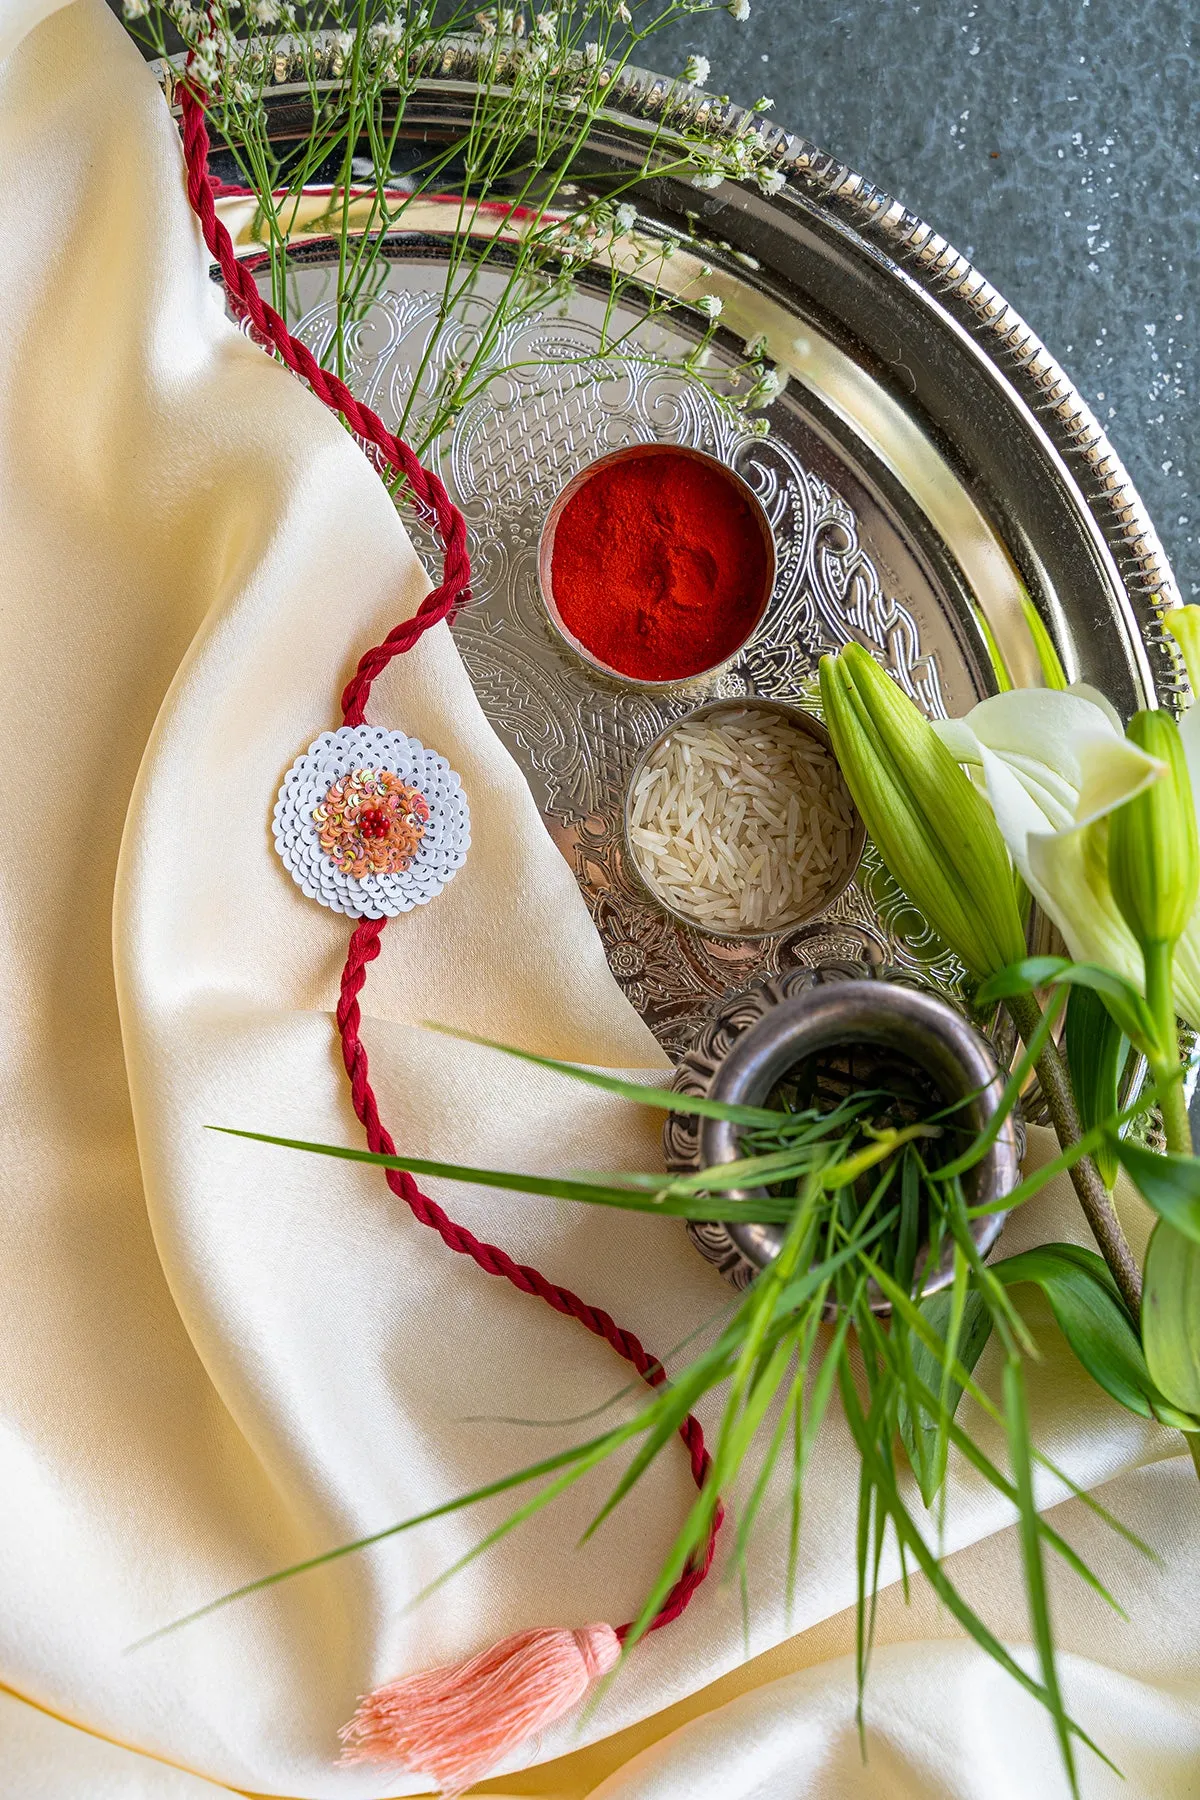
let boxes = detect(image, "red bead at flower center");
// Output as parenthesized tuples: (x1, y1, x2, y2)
(358, 807, 391, 840)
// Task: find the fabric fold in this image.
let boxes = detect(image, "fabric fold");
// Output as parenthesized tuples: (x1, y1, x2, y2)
(1, 3, 1197, 1797)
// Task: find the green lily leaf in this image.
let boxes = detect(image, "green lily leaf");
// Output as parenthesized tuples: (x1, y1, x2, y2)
(1065, 984, 1127, 1190)
(897, 1286, 993, 1507)
(975, 955, 1071, 1002)
(1143, 1221, 1200, 1415)
(992, 1243, 1199, 1431)
(1113, 1138, 1200, 1246)
(976, 955, 1156, 1054)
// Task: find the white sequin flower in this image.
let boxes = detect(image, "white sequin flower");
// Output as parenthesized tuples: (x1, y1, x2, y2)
(273, 725, 470, 918)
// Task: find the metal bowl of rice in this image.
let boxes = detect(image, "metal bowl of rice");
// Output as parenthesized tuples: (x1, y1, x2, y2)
(623, 699, 865, 940)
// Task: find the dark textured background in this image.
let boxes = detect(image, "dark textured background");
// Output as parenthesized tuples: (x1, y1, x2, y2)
(655, 0, 1198, 606)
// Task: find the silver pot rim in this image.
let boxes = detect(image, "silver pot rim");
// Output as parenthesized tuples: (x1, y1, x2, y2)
(698, 979, 1018, 1299)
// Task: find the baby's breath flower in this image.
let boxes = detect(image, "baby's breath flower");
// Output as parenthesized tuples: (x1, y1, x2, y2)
(191, 46, 220, 87)
(333, 29, 354, 53)
(749, 415, 771, 438)
(753, 95, 774, 112)
(371, 19, 406, 45)
(524, 39, 549, 66)
(248, 0, 280, 22)
(757, 167, 786, 196)
(583, 38, 600, 63)
(695, 293, 723, 320)
(691, 168, 724, 189)
(747, 366, 786, 407)
(476, 10, 497, 34)
(683, 53, 710, 87)
(743, 331, 768, 359)
(728, 0, 750, 17)
(122, 0, 149, 17)
(535, 9, 557, 37)
(615, 0, 632, 19)
(614, 202, 637, 233)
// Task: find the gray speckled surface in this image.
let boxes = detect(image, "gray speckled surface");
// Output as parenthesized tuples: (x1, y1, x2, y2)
(658, 0, 1198, 604)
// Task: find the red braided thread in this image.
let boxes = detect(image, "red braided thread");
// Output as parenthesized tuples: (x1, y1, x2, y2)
(176, 79, 722, 1633)
(336, 921, 722, 1638)
(178, 83, 469, 724)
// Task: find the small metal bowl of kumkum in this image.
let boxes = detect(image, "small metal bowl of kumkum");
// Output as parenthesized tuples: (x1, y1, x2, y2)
(623, 699, 865, 940)
(536, 442, 776, 690)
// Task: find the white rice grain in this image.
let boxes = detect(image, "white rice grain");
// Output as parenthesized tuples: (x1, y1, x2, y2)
(627, 706, 858, 934)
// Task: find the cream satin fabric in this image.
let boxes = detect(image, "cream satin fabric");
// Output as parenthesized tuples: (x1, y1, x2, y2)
(1, 3, 1197, 1796)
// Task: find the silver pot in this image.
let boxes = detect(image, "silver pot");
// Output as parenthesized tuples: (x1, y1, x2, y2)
(666, 965, 1022, 1308)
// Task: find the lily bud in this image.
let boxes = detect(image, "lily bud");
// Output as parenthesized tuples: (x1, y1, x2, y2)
(819, 644, 1027, 981)
(1108, 710, 1199, 954)
(1165, 606, 1200, 696)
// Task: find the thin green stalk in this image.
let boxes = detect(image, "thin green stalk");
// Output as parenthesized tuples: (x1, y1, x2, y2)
(1141, 942, 1200, 1476)
(1005, 988, 1143, 1318)
(1144, 938, 1192, 1156)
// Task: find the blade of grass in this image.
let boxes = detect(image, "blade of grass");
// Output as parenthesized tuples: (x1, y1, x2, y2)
(421, 1024, 794, 1126)
(837, 1362, 1114, 1773)
(208, 1127, 797, 1223)
(1004, 1355, 1080, 1797)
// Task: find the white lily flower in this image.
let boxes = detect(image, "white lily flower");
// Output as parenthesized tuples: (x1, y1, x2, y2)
(932, 686, 1169, 999)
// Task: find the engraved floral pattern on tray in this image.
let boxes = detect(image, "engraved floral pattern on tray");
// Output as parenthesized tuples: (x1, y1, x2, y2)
(289, 287, 967, 1056)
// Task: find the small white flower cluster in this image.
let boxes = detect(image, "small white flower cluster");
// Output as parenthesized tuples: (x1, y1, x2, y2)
(683, 52, 710, 88)
(728, 0, 751, 17)
(746, 366, 786, 407)
(681, 104, 789, 198)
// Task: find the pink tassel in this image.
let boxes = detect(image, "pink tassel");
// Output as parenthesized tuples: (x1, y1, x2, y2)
(339, 1622, 621, 1796)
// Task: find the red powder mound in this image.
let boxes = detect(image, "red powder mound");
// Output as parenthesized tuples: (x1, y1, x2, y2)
(549, 450, 770, 682)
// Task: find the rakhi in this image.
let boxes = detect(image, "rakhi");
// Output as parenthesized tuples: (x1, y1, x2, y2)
(177, 71, 720, 1799)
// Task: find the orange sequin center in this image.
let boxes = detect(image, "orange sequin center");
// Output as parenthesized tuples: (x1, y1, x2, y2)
(313, 768, 430, 878)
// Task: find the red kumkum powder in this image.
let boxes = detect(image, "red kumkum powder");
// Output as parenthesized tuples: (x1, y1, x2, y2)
(550, 450, 769, 682)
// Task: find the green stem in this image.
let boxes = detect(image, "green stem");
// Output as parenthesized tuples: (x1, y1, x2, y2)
(1005, 991, 1143, 1319)
(1144, 938, 1193, 1156)
(1120, 945, 1200, 1484)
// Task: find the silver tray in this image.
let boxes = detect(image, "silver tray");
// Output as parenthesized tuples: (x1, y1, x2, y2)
(180, 48, 1185, 1058)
